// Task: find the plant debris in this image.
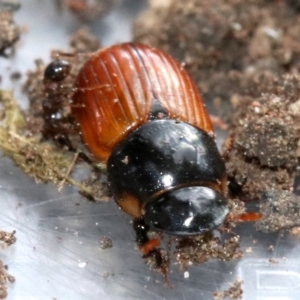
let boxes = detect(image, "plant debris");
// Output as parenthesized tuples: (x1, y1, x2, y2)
(0, 90, 107, 200)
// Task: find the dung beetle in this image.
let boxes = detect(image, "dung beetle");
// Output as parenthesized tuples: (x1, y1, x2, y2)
(71, 43, 229, 252)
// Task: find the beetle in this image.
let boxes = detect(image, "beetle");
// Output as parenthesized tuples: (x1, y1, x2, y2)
(71, 43, 229, 252)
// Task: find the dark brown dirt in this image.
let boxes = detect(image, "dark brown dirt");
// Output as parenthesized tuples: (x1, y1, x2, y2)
(256, 190, 300, 232)
(133, 0, 300, 118)
(224, 73, 300, 201)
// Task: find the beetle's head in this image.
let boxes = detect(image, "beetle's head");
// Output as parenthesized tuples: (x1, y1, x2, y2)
(143, 186, 229, 235)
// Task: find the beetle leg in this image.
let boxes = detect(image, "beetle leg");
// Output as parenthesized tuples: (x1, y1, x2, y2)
(133, 218, 160, 254)
(230, 211, 263, 222)
(209, 114, 228, 130)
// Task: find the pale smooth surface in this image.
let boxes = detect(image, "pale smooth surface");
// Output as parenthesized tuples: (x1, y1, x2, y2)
(1, 1, 300, 299)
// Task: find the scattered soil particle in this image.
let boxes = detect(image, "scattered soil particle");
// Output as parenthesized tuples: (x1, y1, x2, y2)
(269, 258, 279, 264)
(268, 245, 274, 251)
(175, 233, 243, 270)
(0, 230, 16, 299)
(144, 248, 169, 281)
(100, 236, 113, 249)
(256, 190, 300, 232)
(214, 279, 243, 300)
(245, 247, 252, 253)
(290, 226, 300, 235)
(102, 271, 113, 278)
(55, 0, 115, 21)
(0, 6, 20, 57)
(0, 260, 15, 300)
(79, 176, 111, 201)
(10, 71, 21, 81)
(0, 230, 16, 248)
(141, 197, 245, 276)
(69, 27, 101, 53)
